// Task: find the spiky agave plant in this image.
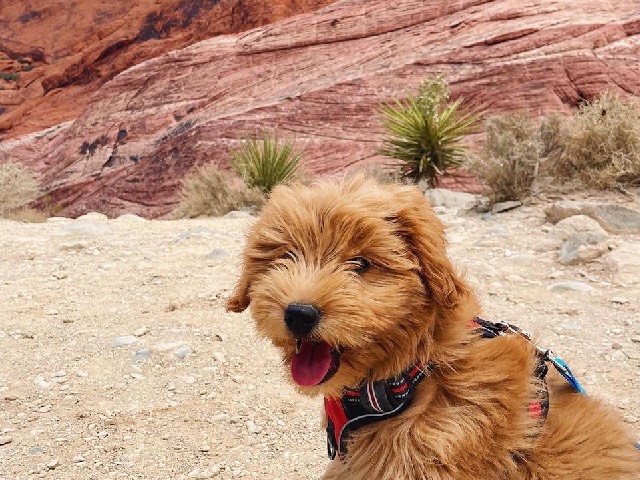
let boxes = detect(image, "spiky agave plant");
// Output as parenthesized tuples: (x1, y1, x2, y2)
(231, 134, 302, 194)
(379, 76, 482, 186)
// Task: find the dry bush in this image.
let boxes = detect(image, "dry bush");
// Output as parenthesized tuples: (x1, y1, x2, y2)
(469, 113, 543, 203)
(552, 92, 640, 188)
(0, 162, 41, 216)
(175, 163, 264, 218)
(4, 208, 48, 223)
(349, 164, 403, 185)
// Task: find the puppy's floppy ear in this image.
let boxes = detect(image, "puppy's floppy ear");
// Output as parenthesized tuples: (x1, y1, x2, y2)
(389, 185, 468, 310)
(226, 243, 260, 312)
(226, 268, 251, 312)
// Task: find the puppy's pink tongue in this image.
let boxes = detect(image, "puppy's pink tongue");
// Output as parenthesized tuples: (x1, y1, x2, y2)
(291, 341, 332, 386)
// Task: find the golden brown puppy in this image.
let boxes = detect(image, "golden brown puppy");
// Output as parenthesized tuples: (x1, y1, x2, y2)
(227, 175, 639, 479)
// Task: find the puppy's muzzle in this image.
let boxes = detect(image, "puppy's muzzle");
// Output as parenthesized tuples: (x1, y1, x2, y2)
(284, 303, 321, 337)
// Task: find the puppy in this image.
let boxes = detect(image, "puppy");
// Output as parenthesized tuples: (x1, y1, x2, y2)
(227, 175, 639, 479)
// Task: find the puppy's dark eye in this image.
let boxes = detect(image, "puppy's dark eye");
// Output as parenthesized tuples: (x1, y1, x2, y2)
(348, 257, 370, 274)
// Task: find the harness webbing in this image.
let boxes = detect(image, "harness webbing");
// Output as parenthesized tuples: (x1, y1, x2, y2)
(325, 361, 432, 460)
(324, 318, 585, 460)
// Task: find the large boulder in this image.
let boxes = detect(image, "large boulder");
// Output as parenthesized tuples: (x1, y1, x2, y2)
(553, 214, 608, 241)
(558, 232, 610, 265)
(425, 189, 478, 210)
(604, 242, 640, 286)
(545, 202, 640, 234)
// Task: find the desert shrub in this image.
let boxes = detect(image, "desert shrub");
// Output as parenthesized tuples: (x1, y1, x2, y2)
(470, 113, 544, 203)
(0, 72, 20, 82)
(552, 92, 640, 188)
(379, 76, 482, 187)
(175, 163, 264, 218)
(0, 162, 41, 216)
(348, 164, 403, 185)
(540, 113, 565, 158)
(231, 134, 302, 194)
(4, 208, 48, 223)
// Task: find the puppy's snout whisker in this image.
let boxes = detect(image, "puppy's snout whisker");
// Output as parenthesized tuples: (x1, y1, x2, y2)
(284, 303, 322, 337)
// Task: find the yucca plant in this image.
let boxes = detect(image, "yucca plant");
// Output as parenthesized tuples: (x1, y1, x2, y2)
(379, 76, 482, 186)
(231, 134, 302, 194)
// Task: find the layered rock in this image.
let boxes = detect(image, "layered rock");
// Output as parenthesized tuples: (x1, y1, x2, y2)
(2, 0, 640, 218)
(0, 0, 334, 137)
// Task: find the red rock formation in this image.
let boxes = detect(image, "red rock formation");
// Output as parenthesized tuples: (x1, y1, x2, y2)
(2, 0, 639, 218)
(0, 0, 334, 137)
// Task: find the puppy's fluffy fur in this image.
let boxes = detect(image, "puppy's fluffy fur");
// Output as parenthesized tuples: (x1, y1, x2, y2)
(228, 175, 639, 479)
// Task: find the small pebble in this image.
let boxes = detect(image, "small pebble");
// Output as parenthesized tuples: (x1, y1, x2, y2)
(174, 346, 192, 359)
(212, 413, 230, 422)
(46, 458, 59, 469)
(207, 248, 230, 260)
(558, 322, 581, 331)
(134, 327, 149, 337)
(548, 282, 593, 292)
(246, 420, 262, 434)
(611, 297, 630, 305)
(212, 352, 226, 363)
(111, 336, 137, 348)
(610, 350, 628, 362)
(134, 349, 150, 362)
(612, 342, 623, 350)
(0, 435, 13, 446)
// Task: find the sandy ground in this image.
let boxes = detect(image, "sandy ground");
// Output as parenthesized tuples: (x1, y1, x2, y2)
(1, 197, 639, 479)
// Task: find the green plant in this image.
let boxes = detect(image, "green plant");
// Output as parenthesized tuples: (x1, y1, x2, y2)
(470, 113, 543, 203)
(174, 163, 264, 218)
(0, 162, 41, 216)
(231, 134, 302, 194)
(552, 92, 640, 188)
(0, 72, 20, 82)
(379, 76, 482, 186)
(21, 64, 34, 72)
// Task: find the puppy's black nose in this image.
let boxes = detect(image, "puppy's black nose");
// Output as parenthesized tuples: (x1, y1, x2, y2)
(284, 303, 321, 337)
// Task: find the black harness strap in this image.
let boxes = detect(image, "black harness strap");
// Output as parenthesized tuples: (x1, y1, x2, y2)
(325, 318, 566, 460)
(325, 361, 432, 460)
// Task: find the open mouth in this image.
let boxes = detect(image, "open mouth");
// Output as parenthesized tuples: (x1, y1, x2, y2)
(291, 340, 341, 387)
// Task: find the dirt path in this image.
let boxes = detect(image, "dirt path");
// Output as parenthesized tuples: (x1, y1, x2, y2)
(1, 198, 638, 479)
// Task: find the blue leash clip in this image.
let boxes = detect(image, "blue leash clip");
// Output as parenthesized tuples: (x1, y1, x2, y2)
(548, 355, 586, 395)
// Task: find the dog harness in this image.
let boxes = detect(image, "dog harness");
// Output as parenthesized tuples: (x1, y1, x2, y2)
(324, 317, 586, 461)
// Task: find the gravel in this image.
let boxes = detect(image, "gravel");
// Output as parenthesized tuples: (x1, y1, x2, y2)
(0, 192, 638, 479)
